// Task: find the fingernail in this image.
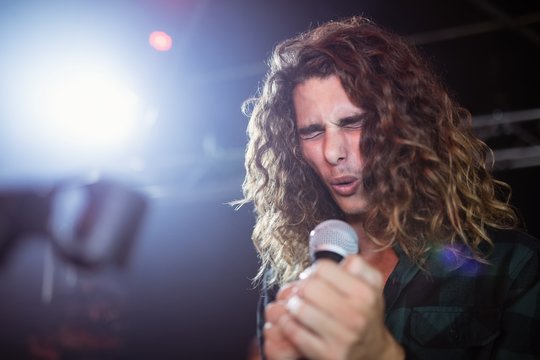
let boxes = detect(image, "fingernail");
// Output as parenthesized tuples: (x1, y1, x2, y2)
(299, 267, 312, 280)
(286, 295, 302, 315)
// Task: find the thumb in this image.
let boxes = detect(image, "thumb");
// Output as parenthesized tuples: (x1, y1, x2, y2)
(341, 254, 363, 276)
(341, 254, 384, 289)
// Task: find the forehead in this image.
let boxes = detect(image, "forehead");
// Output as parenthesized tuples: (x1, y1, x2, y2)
(293, 75, 345, 100)
(293, 75, 363, 124)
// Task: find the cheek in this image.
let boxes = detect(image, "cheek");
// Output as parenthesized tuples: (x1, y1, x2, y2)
(302, 149, 328, 183)
(348, 132, 364, 164)
(300, 144, 319, 169)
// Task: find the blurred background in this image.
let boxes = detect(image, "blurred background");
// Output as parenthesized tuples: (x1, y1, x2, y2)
(0, 0, 539, 359)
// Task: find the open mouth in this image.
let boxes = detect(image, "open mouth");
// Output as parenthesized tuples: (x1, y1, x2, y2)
(330, 176, 359, 196)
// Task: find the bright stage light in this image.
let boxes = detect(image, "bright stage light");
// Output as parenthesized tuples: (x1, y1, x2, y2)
(44, 69, 140, 150)
(0, 3, 157, 177)
(6, 58, 148, 175)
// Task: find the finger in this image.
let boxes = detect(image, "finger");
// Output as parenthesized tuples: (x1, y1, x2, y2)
(309, 256, 384, 297)
(285, 294, 355, 343)
(265, 302, 302, 360)
(341, 255, 384, 289)
(278, 312, 328, 360)
(276, 281, 299, 302)
(263, 322, 300, 360)
(265, 302, 288, 324)
(293, 274, 370, 331)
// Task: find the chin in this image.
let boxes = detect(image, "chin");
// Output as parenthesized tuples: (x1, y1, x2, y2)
(335, 198, 368, 217)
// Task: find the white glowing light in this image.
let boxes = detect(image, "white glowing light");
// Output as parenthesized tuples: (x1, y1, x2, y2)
(45, 69, 139, 150)
(0, 5, 154, 177)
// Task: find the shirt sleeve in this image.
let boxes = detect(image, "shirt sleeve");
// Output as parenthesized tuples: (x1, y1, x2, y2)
(494, 243, 540, 359)
(257, 267, 278, 360)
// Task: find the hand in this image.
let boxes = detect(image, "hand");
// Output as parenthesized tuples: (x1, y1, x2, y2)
(264, 283, 302, 360)
(264, 255, 404, 360)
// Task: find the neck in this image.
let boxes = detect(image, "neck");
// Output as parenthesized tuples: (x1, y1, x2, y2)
(345, 216, 398, 285)
(344, 215, 387, 249)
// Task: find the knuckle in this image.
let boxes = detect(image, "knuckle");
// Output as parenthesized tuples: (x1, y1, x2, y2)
(349, 313, 367, 334)
(350, 282, 378, 308)
(312, 260, 333, 274)
(265, 302, 286, 322)
(363, 289, 378, 307)
(297, 276, 316, 298)
(276, 281, 298, 300)
(280, 317, 300, 341)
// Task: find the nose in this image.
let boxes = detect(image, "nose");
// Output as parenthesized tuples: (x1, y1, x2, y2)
(324, 129, 346, 165)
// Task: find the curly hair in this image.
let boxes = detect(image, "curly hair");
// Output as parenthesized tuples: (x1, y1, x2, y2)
(236, 16, 518, 286)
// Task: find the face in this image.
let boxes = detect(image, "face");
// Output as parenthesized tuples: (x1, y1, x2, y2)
(293, 75, 368, 217)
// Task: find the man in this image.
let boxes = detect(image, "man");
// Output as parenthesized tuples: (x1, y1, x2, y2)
(237, 16, 540, 359)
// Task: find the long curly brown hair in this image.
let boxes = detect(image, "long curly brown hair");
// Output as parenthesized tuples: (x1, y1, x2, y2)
(236, 16, 517, 285)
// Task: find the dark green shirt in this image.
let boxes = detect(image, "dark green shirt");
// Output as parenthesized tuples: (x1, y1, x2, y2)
(384, 229, 540, 359)
(258, 229, 540, 359)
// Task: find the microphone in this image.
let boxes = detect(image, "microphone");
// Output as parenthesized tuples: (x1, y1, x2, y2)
(309, 219, 359, 263)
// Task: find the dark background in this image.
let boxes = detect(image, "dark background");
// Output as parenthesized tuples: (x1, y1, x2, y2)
(0, 0, 539, 359)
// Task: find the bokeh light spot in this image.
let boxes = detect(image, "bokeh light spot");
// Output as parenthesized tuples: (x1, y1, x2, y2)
(149, 31, 173, 52)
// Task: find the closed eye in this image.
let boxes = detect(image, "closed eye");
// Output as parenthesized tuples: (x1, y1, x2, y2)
(339, 114, 367, 129)
(298, 124, 324, 140)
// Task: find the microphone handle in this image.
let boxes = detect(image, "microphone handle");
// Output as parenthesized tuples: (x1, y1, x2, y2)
(313, 250, 344, 263)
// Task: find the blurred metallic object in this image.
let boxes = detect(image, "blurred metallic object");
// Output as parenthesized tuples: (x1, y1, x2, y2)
(0, 178, 147, 269)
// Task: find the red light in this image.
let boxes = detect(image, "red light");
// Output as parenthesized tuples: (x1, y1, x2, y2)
(149, 31, 173, 52)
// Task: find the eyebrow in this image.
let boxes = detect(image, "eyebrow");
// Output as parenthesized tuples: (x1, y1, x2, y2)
(297, 112, 368, 137)
(335, 113, 367, 127)
(297, 123, 324, 136)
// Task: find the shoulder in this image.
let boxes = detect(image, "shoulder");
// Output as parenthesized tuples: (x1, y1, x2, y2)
(489, 227, 540, 248)
(487, 228, 540, 281)
(488, 228, 540, 258)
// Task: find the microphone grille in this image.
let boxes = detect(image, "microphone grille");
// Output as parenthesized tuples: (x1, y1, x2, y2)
(309, 219, 359, 260)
